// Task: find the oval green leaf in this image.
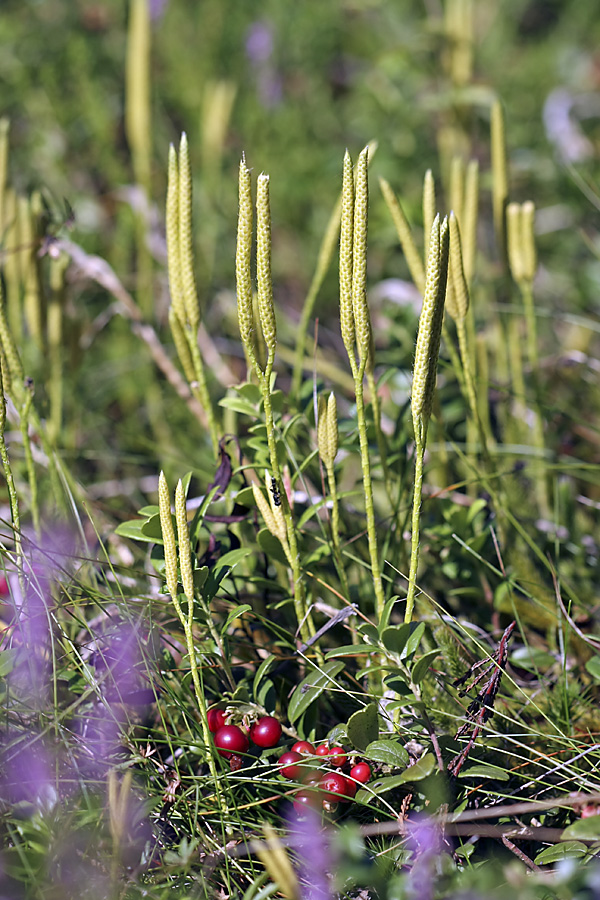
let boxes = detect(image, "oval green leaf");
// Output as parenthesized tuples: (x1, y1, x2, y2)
(397, 752, 436, 783)
(287, 661, 345, 724)
(562, 815, 600, 840)
(346, 704, 379, 751)
(534, 842, 588, 865)
(364, 740, 409, 768)
(411, 649, 440, 685)
(458, 764, 509, 781)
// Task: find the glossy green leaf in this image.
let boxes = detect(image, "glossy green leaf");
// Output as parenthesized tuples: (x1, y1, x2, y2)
(114, 518, 155, 542)
(221, 604, 253, 635)
(137, 504, 159, 517)
(346, 704, 379, 751)
(325, 645, 371, 660)
(364, 740, 409, 768)
(359, 624, 380, 645)
(219, 395, 259, 417)
(215, 548, 252, 570)
(534, 842, 588, 865)
(257, 529, 289, 566)
(404, 622, 426, 658)
(253, 655, 278, 696)
(562, 815, 600, 840)
(397, 752, 436, 783)
(378, 596, 402, 632)
(458, 764, 509, 781)
(355, 773, 409, 802)
(380, 622, 425, 660)
(380, 624, 410, 657)
(141, 513, 169, 541)
(287, 661, 345, 723)
(237, 382, 262, 403)
(585, 657, 600, 681)
(411, 649, 440, 684)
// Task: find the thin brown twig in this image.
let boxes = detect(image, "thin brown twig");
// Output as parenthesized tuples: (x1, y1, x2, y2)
(56, 237, 208, 426)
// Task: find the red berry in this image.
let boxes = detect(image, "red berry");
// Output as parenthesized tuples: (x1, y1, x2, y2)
(278, 751, 306, 780)
(250, 716, 282, 748)
(301, 768, 322, 786)
(339, 777, 357, 803)
(207, 708, 227, 733)
(214, 725, 249, 759)
(328, 746, 347, 768)
(320, 771, 351, 799)
(291, 740, 315, 755)
(315, 743, 347, 767)
(293, 788, 323, 814)
(350, 762, 371, 784)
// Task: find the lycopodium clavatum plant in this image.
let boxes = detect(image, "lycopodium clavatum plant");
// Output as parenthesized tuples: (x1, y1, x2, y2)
(405, 214, 450, 623)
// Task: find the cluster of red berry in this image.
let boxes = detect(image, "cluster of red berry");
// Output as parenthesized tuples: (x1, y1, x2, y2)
(278, 740, 371, 813)
(208, 708, 283, 770)
(207, 707, 371, 813)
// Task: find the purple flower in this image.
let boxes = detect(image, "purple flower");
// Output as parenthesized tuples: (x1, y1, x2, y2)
(245, 22, 274, 65)
(149, 0, 169, 22)
(1, 733, 57, 812)
(245, 21, 283, 108)
(405, 816, 445, 900)
(288, 809, 333, 900)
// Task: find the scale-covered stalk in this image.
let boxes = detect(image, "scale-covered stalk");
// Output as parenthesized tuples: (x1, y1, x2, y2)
(406, 215, 450, 623)
(339, 147, 385, 620)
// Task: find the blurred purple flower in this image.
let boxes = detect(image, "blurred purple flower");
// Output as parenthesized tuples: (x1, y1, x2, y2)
(76, 619, 156, 775)
(149, 0, 169, 22)
(288, 809, 332, 900)
(246, 21, 274, 64)
(1, 733, 57, 812)
(6, 525, 75, 708)
(245, 21, 283, 108)
(406, 816, 444, 900)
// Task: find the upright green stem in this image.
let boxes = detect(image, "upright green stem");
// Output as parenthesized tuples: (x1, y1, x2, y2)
(187, 334, 219, 455)
(261, 355, 314, 643)
(352, 357, 385, 621)
(159, 474, 225, 816)
(405, 422, 425, 624)
(20, 385, 40, 538)
(0, 359, 23, 589)
(405, 215, 449, 623)
(324, 459, 350, 600)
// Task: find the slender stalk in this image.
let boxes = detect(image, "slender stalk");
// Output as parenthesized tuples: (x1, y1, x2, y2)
(405, 215, 449, 623)
(339, 148, 386, 621)
(261, 360, 314, 643)
(236, 158, 314, 644)
(159, 473, 225, 815)
(19, 384, 40, 538)
(0, 356, 23, 589)
(353, 357, 385, 620)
